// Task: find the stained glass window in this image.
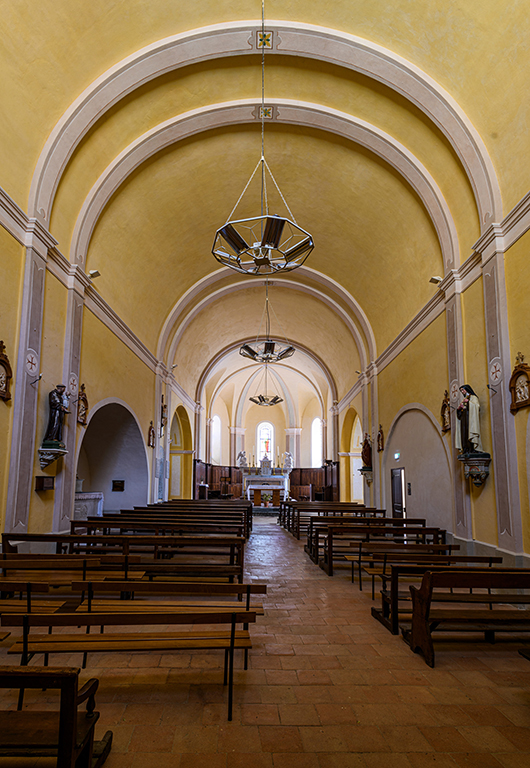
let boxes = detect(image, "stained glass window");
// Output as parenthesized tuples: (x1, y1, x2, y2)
(257, 421, 274, 461)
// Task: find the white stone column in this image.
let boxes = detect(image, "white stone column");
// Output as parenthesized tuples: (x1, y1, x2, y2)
(440, 270, 472, 539)
(229, 426, 245, 466)
(205, 418, 213, 464)
(366, 362, 380, 508)
(53, 263, 90, 531)
(6, 222, 57, 533)
(285, 427, 302, 467)
(474, 229, 523, 552)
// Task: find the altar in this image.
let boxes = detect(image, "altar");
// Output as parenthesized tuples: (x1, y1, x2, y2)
(240, 454, 292, 504)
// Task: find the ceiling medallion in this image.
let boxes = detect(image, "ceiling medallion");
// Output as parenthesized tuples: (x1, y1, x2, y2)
(212, 0, 314, 276)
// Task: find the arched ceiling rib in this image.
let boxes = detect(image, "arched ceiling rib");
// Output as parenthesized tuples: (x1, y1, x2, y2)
(29, 21, 501, 227)
(69, 100, 459, 271)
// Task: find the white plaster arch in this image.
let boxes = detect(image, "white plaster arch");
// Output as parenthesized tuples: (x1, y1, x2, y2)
(69, 100, 458, 272)
(161, 267, 375, 369)
(196, 338, 338, 407)
(381, 402, 454, 526)
(232, 366, 297, 428)
(29, 21, 501, 228)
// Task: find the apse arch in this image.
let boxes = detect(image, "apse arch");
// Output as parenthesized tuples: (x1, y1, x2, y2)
(164, 271, 374, 370)
(196, 338, 338, 408)
(70, 101, 457, 271)
(382, 403, 454, 531)
(29, 21, 501, 227)
(75, 398, 149, 511)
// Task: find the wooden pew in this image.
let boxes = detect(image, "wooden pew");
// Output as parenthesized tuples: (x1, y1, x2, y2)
(0, 555, 145, 586)
(0, 665, 113, 767)
(289, 504, 385, 540)
(318, 524, 446, 576)
(371, 561, 504, 635)
(2, 533, 245, 582)
(72, 518, 246, 539)
(306, 517, 428, 563)
(3, 609, 257, 720)
(406, 569, 530, 666)
(345, 541, 457, 588)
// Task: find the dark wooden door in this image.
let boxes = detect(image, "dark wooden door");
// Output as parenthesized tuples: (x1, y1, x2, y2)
(391, 467, 406, 518)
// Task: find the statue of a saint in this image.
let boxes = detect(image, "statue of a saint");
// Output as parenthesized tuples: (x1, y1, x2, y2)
(377, 425, 384, 453)
(237, 450, 248, 468)
(441, 390, 451, 433)
(361, 433, 372, 469)
(43, 384, 70, 447)
(283, 451, 294, 470)
(455, 384, 483, 454)
(77, 383, 88, 425)
(148, 421, 156, 448)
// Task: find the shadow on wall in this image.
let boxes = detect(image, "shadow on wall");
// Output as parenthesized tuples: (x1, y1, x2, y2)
(76, 403, 148, 511)
(383, 408, 454, 532)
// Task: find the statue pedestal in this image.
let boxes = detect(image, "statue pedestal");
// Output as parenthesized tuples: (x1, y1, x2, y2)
(74, 492, 104, 519)
(458, 452, 491, 487)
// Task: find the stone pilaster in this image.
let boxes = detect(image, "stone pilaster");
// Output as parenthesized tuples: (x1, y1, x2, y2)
(52, 263, 90, 531)
(475, 228, 523, 551)
(5, 221, 57, 533)
(440, 270, 472, 539)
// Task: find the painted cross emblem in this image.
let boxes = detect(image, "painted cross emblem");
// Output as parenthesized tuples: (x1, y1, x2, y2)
(490, 361, 502, 383)
(450, 381, 459, 400)
(260, 106, 273, 119)
(69, 375, 78, 393)
(25, 350, 39, 375)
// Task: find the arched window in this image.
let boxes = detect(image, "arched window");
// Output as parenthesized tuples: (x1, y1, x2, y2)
(311, 418, 323, 468)
(211, 415, 221, 465)
(257, 421, 274, 461)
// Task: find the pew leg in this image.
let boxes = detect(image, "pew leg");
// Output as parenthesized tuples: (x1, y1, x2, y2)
(485, 630, 495, 644)
(223, 649, 228, 685)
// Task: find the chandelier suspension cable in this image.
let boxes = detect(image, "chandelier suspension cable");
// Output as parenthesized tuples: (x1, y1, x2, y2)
(261, 0, 266, 222)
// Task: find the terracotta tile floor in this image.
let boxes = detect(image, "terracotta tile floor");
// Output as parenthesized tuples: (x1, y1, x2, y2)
(1, 516, 530, 766)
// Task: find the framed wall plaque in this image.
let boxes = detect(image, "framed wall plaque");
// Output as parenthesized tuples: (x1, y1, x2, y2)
(509, 353, 530, 414)
(0, 341, 13, 401)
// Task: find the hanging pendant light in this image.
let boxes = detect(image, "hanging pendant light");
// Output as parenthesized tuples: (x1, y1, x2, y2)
(212, 1, 314, 275)
(240, 279, 295, 363)
(249, 363, 283, 406)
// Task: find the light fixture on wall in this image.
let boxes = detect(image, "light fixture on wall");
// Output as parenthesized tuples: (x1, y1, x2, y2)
(249, 363, 283, 406)
(211, 1, 314, 275)
(429, 275, 443, 285)
(240, 280, 295, 363)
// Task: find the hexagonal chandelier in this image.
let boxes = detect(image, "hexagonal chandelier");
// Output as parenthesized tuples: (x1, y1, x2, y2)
(249, 363, 283, 407)
(212, 1, 314, 276)
(240, 280, 295, 363)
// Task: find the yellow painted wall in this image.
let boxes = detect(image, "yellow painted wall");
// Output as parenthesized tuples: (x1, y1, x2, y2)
(378, 312, 448, 431)
(461, 277, 497, 547)
(28, 271, 68, 533)
(0, 227, 24, 530)
(78, 308, 157, 455)
(505, 231, 530, 551)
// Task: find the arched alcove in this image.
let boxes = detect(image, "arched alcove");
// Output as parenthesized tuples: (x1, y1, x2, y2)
(169, 405, 193, 499)
(76, 402, 148, 511)
(340, 407, 363, 501)
(383, 406, 454, 531)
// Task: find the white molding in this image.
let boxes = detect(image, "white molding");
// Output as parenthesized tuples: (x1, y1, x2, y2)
(0, 186, 28, 245)
(500, 189, 530, 251)
(28, 21, 501, 230)
(69, 100, 458, 273)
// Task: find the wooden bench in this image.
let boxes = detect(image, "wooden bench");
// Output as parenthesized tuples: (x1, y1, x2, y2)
(406, 569, 530, 666)
(319, 524, 446, 576)
(345, 541, 458, 589)
(0, 665, 112, 767)
(3, 609, 257, 720)
(307, 518, 429, 564)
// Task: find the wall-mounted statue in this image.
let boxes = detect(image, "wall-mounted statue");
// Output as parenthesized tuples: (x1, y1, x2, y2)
(361, 433, 372, 469)
(455, 384, 483, 455)
(377, 425, 384, 452)
(77, 383, 89, 425)
(42, 384, 70, 448)
(509, 352, 530, 413)
(441, 390, 451, 433)
(283, 451, 294, 471)
(148, 421, 156, 448)
(160, 395, 168, 438)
